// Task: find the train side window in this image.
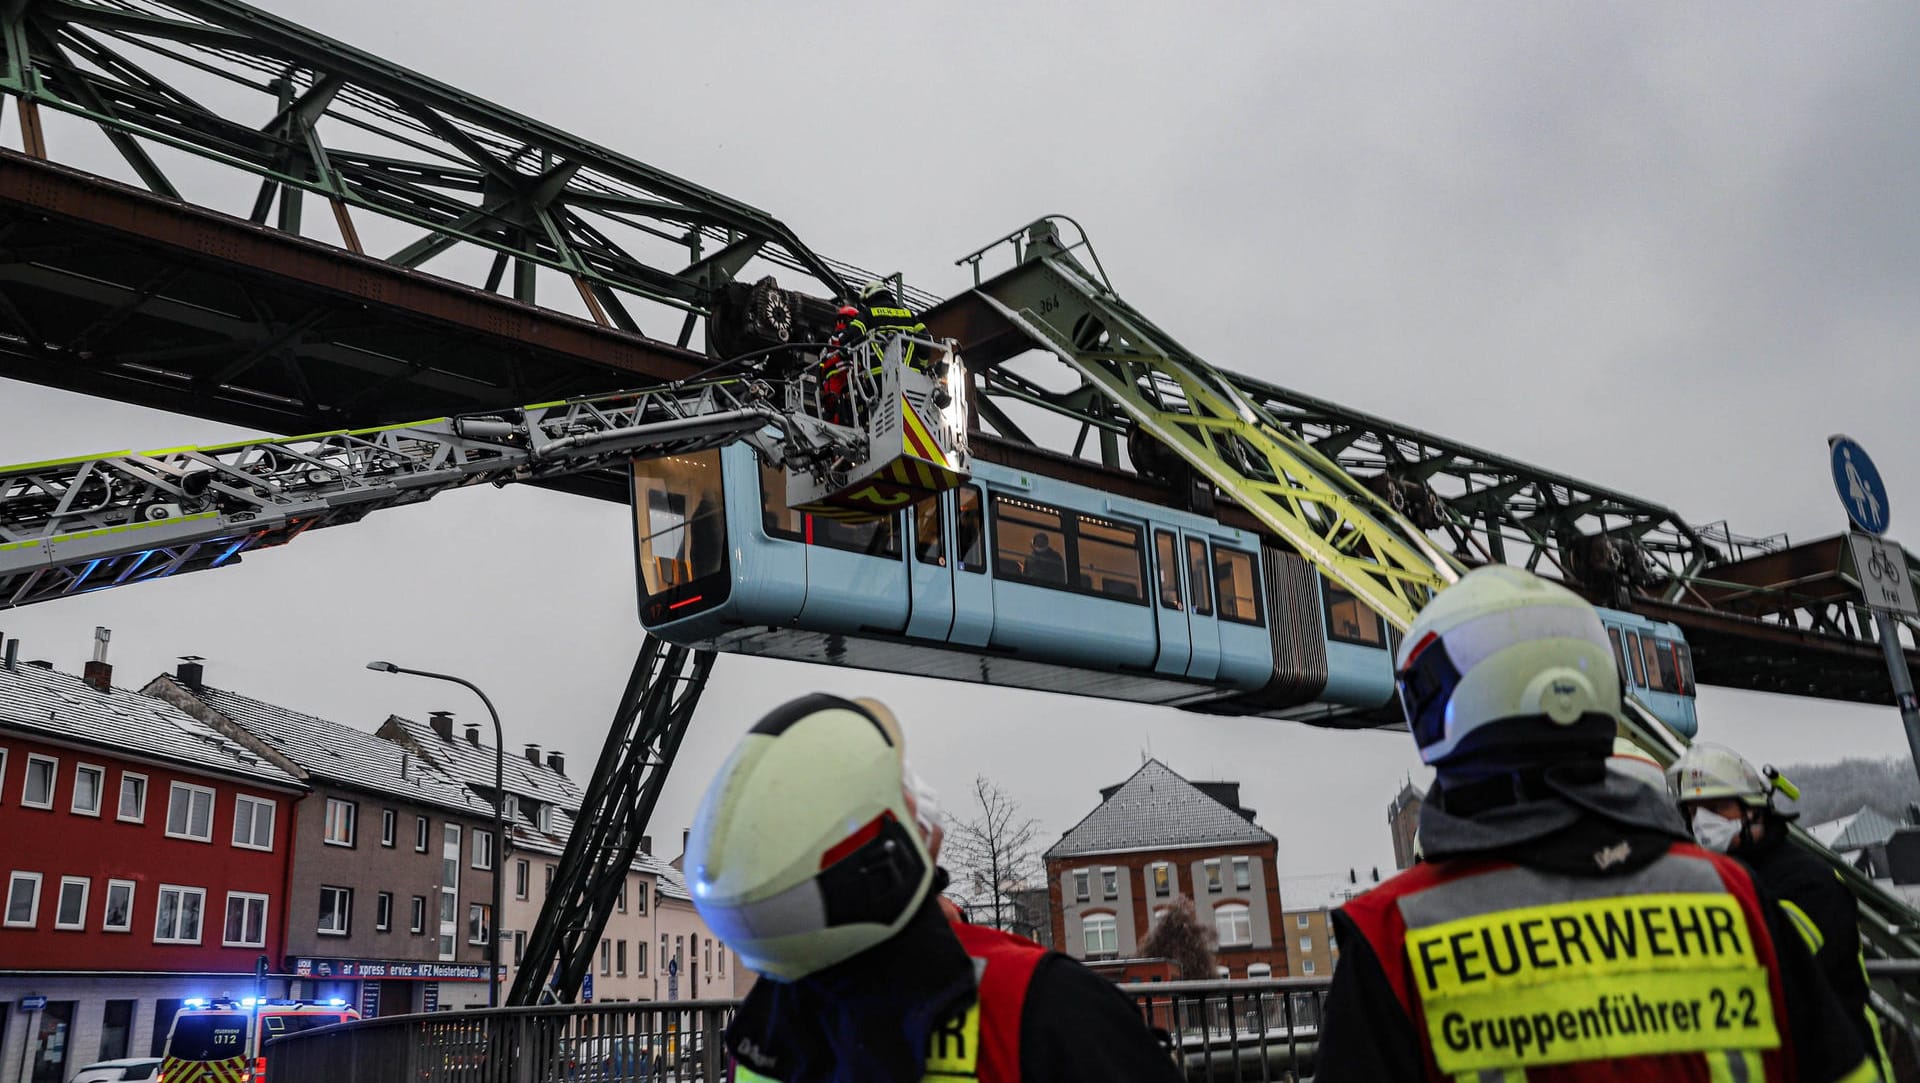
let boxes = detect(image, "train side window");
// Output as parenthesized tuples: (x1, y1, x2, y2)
(1640, 634, 1668, 692)
(633, 451, 727, 595)
(811, 514, 902, 558)
(993, 496, 1068, 585)
(1652, 638, 1681, 693)
(1606, 628, 1628, 682)
(955, 487, 987, 574)
(1186, 539, 1213, 616)
(1675, 641, 1695, 696)
(1623, 632, 1647, 688)
(914, 499, 945, 566)
(1154, 530, 1182, 609)
(1324, 584, 1385, 646)
(758, 462, 804, 541)
(1213, 547, 1263, 626)
(1076, 514, 1146, 605)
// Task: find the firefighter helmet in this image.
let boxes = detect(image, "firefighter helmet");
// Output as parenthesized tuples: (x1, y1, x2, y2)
(684, 694, 934, 982)
(1666, 743, 1771, 808)
(1397, 565, 1621, 772)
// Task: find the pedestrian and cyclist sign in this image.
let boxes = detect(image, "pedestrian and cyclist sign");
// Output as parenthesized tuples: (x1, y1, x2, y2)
(1850, 534, 1918, 618)
(1830, 435, 1891, 535)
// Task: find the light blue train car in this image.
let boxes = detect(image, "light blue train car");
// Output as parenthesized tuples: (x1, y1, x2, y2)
(630, 444, 1698, 734)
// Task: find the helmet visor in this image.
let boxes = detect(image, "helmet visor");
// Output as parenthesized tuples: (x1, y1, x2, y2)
(1397, 631, 1463, 754)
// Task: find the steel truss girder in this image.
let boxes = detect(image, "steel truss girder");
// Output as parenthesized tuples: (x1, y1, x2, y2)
(511, 636, 714, 1004)
(0, 0, 853, 326)
(0, 379, 851, 609)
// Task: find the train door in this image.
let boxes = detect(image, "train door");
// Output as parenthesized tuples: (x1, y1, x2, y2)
(905, 496, 956, 640)
(947, 485, 994, 647)
(1150, 529, 1192, 676)
(1180, 532, 1221, 681)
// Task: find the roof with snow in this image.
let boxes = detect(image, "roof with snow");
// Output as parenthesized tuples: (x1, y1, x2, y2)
(380, 714, 584, 809)
(1278, 871, 1378, 912)
(1808, 806, 1902, 854)
(0, 663, 302, 789)
(1046, 759, 1274, 859)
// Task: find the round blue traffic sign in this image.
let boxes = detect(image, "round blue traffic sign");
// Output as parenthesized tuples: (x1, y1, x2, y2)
(1830, 435, 1891, 535)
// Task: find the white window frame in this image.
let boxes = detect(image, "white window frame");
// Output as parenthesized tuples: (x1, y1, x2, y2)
(222, 892, 269, 948)
(1299, 936, 1312, 952)
(471, 829, 494, 871)
(1232, 856, 1251, 891)
(503, 794, 519, 823)
(469, 903, 490, 946)
(376, 892, 393, 933)
(117, 772, 148, 823)
(514, 859, 529, 900)
(0, 748, 7, 803)
(1072, 868, 1090, 902)
(1248, 963, 1273, 979)
(1100, 866, 1118, 900)
(54, 876, 89, 930)
(165, 781, 216, 843)
(323, 797, 357, 847)
(1082, 913, 1119, 958)
(153, 884, 206, 944)
(232, 795, 276, 851)
(5, 871, 41, 928)
(1205, 858, 1223, 893)
(22, 753, 57, 809)
(409, 895, 426, 935)
(318, 885, 352, 936)
(1216, 903, 1253, 948)
(415, 815, 430, 852)
(71, 763, 105, 817)
(381, 808, 397, 848)
(1296, 913, 1309, 928)
(1150, 862, 1173, 898)
(1303, 958, 1316, 975)
(102, 879, 135, 933)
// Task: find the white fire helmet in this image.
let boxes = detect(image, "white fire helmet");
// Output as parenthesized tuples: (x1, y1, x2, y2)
(685, 694, 935, 982)
(1666, 743, 1770, 808)
(1397, 565, 1622, 769)
(1608, 736, 1669, 793)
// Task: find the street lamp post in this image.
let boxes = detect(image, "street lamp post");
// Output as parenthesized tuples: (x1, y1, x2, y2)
(367, 660, 507, 1007)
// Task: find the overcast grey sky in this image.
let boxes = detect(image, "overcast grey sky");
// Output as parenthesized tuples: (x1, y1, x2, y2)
(4, 2, 1919, 881)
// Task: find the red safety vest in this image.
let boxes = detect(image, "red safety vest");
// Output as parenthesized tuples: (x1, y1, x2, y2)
(1340, 843, 1796, 1082)
(732, 919, 1047, 1083)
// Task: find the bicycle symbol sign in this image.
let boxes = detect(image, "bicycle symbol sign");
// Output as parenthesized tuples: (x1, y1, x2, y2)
(1848, 533, 1918, 618)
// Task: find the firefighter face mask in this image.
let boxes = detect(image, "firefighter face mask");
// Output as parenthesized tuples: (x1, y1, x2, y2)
(1690, 806, 1741, 852)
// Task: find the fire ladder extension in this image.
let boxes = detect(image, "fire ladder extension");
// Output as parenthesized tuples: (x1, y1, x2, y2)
(511, 635, 713, 1005)
(0, 377, 844, 609)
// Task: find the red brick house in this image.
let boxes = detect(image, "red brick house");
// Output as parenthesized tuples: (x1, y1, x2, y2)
(1045, 759, 1288, 981)
(0, 653, 306, 1079)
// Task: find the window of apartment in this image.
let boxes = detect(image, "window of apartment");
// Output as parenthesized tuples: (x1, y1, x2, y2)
(502, 794, 519, 823)
(1299, 936, 1312, 953)
(1296, 913, 1309, 929)
(616, 879, 628, 914)
(704, 939, 712, 977)
(1151, 863, 1172, 898)
(599, 938, 611, 976)
(5, 871, 41, 927)
(71, 764, 104, 816)
(1248, 963, 1273, 979)
(415, 815, 430, 852)
(1329, 928, 1338, 953)
(1216, 903, 1252, 948)
(318, 886, 351, 936)
(1232, 856, 1251, 892)
(1205, 859, 1222, 893)
(118, 773, 147, 823)
(154, 885, 206, 944)
(222, 892, 268, 947)
(232, 795, 275, 851)
(375, 892, 393, 933)
(718, 948, 726, 979)
(323, 798, 356, 847)
(23, 753, 57, 808)
(637, 940, 649, 977)
(616, 939, 628, 977)
(1082, 914, 1118, 959)
(536, 804, 554, 834)
(1073, 869, 1090, 902)
(1303, 959, 1316, 975)
(661, 936, 669, 976)
(381, 809, 397, 848)
(55, 876, 89, 930)
(101, 998, 135, 1061)
(471, 829, 494, 871)
(545, 864, 555, 893)
(1213, 547, 1263, 625)
(0, 748, 6, 802)
(409, 896, 426, 935)
(166, 782, 215, 842)
(103, 880, 135, 932)
(1100, 867, 1118, 900)
(637, 882, 648, 916)
(468, 904, 489, 946)
(514, 860, 530, 900)
(513, 930, 526, 966)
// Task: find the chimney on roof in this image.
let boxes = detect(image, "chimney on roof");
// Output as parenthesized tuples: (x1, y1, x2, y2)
(3, 638, 17, 670)
(524, 743, 542, 766)
(464, 722, 481, 747)
(176, 655, 205, 691)
(545, 750, 566, 775)
(641, 835, 653, 856)
(82, 627, 113, 692)
(429, 711, 455, 742)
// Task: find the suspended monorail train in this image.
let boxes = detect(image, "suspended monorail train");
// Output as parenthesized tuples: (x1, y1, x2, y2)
(631, 444, 1698, 736)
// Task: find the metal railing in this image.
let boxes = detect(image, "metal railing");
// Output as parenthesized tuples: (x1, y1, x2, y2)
(1120, 978, 1331, 1083)
(264, 999, 735, 1083)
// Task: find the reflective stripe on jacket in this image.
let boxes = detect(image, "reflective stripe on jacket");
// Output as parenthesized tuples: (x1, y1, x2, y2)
(1340, 843, 1796, 1082)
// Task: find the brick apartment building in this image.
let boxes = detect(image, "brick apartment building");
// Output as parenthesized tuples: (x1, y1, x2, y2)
(0, 650, 305, 1083)
(150, 666, 501, 1014)
(1045, 760, 1288, 981)
(1275, 871, 1383, 980)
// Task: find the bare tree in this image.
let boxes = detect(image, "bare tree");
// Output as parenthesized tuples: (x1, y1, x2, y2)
(1141, 894, 1216, 979)
(947, 776, 1043, 933)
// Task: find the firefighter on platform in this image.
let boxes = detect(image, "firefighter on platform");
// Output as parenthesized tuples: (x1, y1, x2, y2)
(1670, 743, 1892, 1080)
(1315, 564, 1877, 1082)
(685, 693, 1180, 1083)
(818, 280, 928, 426)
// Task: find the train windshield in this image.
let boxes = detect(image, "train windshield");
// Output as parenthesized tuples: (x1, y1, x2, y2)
(633, 451, 728, 613)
